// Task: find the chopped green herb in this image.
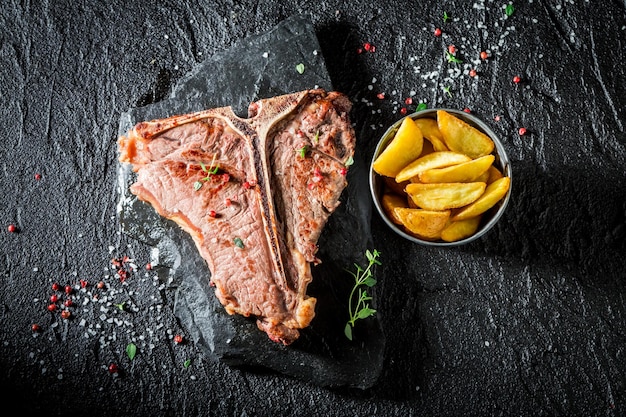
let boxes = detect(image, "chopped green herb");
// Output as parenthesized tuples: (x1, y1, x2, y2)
(194, 155, 220, 191)
(443, 86, 452, 98)
(297, 145, 308, 159)
(344, 156, 354, 167)
(505, 4, 515, 16)
(115, 301, 126, 311)
(313, 130, 320, 144)
(344, 249, 381, 341)
(184, 359, 192, 368)
(126, 343, 137, 360)
(234, 237, 245, 249)
(416, 103, 428, 111)
(443, 11, 450, 23)
(446, 51, 463, 64)
(296, 63, 305, 74)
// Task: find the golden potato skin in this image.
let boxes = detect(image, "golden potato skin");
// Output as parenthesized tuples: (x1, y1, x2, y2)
(372, 117, 424, 177)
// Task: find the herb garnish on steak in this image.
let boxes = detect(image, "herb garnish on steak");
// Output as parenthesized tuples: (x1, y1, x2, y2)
(118, 89, 356, 345)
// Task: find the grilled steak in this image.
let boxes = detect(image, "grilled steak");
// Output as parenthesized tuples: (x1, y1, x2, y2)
(118, 89, 356, 345)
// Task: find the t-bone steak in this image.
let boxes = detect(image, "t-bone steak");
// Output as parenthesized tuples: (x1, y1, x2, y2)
(118, 89, 356, 345)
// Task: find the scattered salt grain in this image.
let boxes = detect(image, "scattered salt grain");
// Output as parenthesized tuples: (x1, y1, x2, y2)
(262, 52, 268, 58)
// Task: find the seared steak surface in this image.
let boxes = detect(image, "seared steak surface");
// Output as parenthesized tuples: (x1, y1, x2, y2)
(118, 90, 355, 344)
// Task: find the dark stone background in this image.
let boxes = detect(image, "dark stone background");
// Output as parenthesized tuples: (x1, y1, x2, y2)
(1, 1, 625, 416)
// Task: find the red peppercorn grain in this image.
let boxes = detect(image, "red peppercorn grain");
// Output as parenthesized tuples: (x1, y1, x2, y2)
(47, 304, 57, 312)
(64, 285, 73, 295)
(513, 75, 521, 84)
(209, 210, 217, 218)
(7, 224, 17, 233)
(31, 324, 41, 332)
(97, 281, 105, 289)
(448, 45, 456, 54)
(50, 294, 58, 303)
(108, 363, 119, 374)
(61, 310, 71, 320)
(463, 108, 471, 113)
(376, 92, 385, 100)
(80, 279, 88, 288)
(52, 282, 61, 291)
(480, 51, 488, 60)
(404, 97, 413, 105)
(34, 173, 42, 180)
(64, 299, 73, 307)
(434, 28, 442, 37)
(518, 127, 527, 136)
(400, 107, 407, 115)
(469, 69, 477, 77)
(145, 263, 152, 271)
(174, 335, 184, 344)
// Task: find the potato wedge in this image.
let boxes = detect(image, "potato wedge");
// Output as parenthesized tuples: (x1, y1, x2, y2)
(415, 118, 448, 151)
(381, 193, 407, 225)
(440, 216, 482, 242)
(452, 177, 511, 221)
(437, 110, 494, 159)
(418, 155, 495, 184)
(406, 182, 486, 211)
(475, 169, 490, 183)
(382, 175, 409, 196)
(395, 151, 471, 183)
(486, 165, 504, 184)
(373, 117, 424, 177)
(394, 207, 450, 240)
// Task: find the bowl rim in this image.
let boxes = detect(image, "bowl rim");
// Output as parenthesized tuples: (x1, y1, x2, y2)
(369, 108, 512, 247)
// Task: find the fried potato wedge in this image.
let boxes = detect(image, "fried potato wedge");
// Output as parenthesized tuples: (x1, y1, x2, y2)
(381, 193, 408, 225)
(406, 182, 486, 211)
(418, 155, 495, 184)
(395, 151, 471, 183)
(440, 216, 482, 242)
(394, 207, 451, 240)
(487, 165, 504, 184)
(382, 175, 409, 196)
(373, 117, 424, 177)
(437, 110, 494, 159)
(452, 177, 510, 221)
(415, 118, 448, 151)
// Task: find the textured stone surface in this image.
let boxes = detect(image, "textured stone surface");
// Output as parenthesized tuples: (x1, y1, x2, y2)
(1, 1, 625, 416)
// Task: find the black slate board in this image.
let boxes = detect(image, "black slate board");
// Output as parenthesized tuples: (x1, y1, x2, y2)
(116, 14, 385, 389)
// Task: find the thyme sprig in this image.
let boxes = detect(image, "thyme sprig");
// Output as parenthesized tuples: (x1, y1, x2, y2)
(344, 249, 381, 341)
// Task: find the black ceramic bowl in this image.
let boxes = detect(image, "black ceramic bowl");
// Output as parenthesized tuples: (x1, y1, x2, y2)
(369, 109, 512, 246)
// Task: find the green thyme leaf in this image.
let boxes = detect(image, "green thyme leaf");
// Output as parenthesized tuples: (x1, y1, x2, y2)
(115, 302, 126, 311)
(126, 343, 137, 360)
(184, 359, 192, 368)
(296, 63, 305, 74)
(345, 156, 354, 167)
(416, 103, 428, 111)
(443, 11, 450, 23)
(344, 249, 381, 341)
(313, 130, 320, 144)
(297, 145, 308, 158)
(234, 237, 245, 249)
(505, 4, 515, 16)
(443, 86, 452, 98)
(446, 51, 463, 64)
